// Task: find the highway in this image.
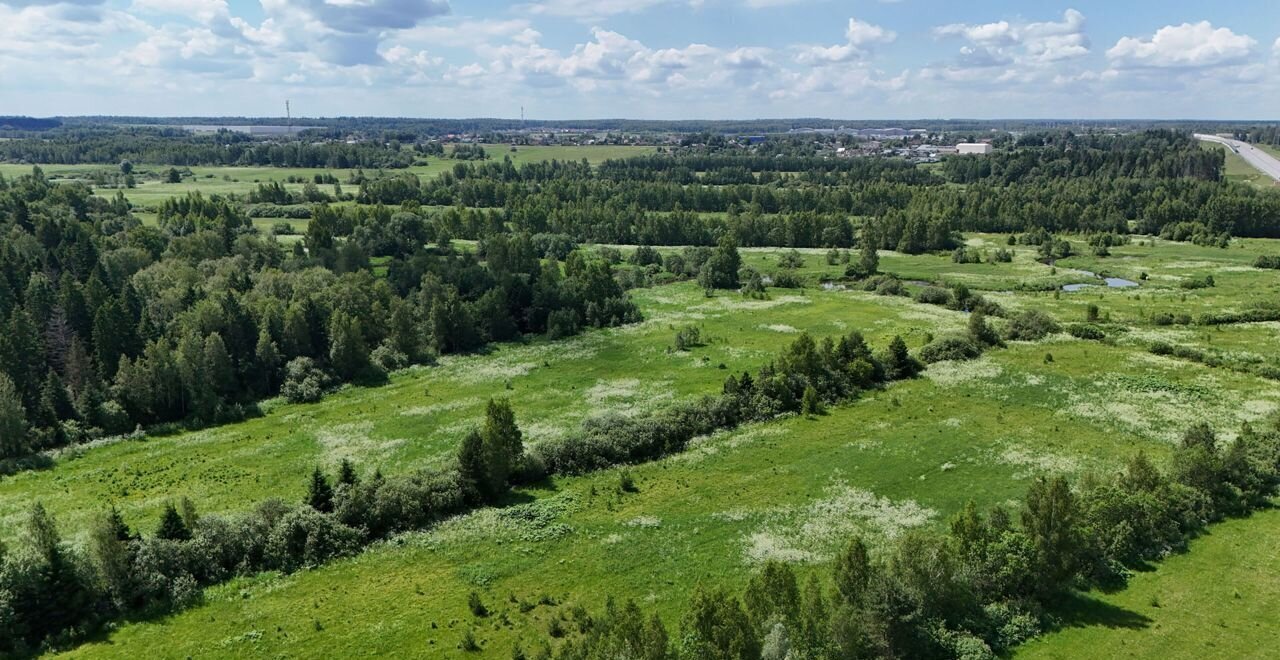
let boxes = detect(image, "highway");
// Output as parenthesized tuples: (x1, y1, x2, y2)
(1195, 133, 1280, 182)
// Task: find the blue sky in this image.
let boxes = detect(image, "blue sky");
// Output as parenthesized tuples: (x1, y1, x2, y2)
(0, 0, 1277, 118)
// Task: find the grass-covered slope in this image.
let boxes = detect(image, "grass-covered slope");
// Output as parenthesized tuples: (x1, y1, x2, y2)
(1018, 508, 1280, 660)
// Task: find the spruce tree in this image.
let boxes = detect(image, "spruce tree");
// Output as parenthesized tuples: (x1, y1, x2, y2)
(801, 385, 823, 416)
(306, 466, 335, 513)
(337, 458, 359, 487)
(1022, 476, 1080, 596)
(89, 507, 136, 609)
(834, 536, 871, 605)
(93, 299, 135, 379)
(180, 496, 199, 530)
(857, 230, 879, 276)
(203, 333, 235, 398)
(282, 303, 313, 358)
(253, 329, 282, 395)
(155, 502, 191, 541)
(883, 335, 920, 380)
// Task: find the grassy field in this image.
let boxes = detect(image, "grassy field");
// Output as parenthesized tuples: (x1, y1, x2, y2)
(6, 237, 1274, 659)
(0, 281, 956, 546)
(1215, 144, 1266, 187)
(0, 144, 655, 209)
(1018, 507, 1280, 660)
(1209, 143, 1279, 189)
(51, 334, 1280, 659)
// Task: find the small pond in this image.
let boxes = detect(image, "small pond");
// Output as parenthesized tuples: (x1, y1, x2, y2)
(1062, 270, 1139, 292)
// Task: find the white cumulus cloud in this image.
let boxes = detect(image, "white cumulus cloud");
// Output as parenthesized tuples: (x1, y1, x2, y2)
(796, 17, 894, 64)
(1107, 21, 1257, 68)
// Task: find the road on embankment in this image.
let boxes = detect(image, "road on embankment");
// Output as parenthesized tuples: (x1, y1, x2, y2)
(1196, 133, 1280, 182)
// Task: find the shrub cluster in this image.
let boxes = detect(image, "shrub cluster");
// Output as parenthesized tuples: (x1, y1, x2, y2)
(536, 331, 916, 475)
(1196, 306, 1280, 325)
(0, 465, 471, 656)
(1253, 254, 1280, 270)
(1003, 309, 1060, 341)
(1150, 342, 1280, 382)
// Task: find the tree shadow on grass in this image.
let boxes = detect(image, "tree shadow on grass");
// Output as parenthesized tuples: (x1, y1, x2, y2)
(493, 488, 540, 507)
(1045, 591, 1154, 632)
(0, 452, 54, 479)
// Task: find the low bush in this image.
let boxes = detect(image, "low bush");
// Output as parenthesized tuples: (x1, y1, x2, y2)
(280, 357, 333, 404)
(1004, 310, 1061, 341)
(1066, 323, 1106, 340)
(918, 336, 981, 363)
(1253, 255, 1280, 270)
(914, 287, 952, 306)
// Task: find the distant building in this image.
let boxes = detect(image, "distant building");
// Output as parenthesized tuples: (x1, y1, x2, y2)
(956, 143, 993, 155)
(183, 125, 315, 136)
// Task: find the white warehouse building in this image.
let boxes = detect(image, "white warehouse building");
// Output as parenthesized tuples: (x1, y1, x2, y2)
(956, 143, 993, 155)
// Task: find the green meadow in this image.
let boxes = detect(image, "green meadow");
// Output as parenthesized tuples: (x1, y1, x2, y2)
(1018, 508, 1280, 660)
(0, 281, 953, 546)
(51, 321, 1280, 659)
(5, 235, 1276, 658)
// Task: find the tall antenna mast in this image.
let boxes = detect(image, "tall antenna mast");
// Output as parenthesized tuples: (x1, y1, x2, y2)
(285, 100, 292, 134)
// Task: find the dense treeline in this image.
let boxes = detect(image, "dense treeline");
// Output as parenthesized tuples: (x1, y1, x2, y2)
(535, 327, 920, 474)
(0, 117, 61, 132)
(1234, 126, 1280, 147)
(0, 169, 638, 461)
(553, 416, 1280, 660)
(597, 154, 937, 181)
(0, 127, 413, 168)
(335, 131, 1280, 246)
(945, 130, 1223, 183)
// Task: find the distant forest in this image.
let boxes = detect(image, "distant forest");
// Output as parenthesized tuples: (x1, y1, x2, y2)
(1, 115, 1279, 139)
(0, 117, 61, 132)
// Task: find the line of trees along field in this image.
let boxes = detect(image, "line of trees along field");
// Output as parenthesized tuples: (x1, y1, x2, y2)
(0, 169, 639, 462)
(0, 127, 414, 168)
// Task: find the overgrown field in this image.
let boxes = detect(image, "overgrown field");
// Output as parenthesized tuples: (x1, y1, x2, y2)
(21, 237, 1280, 659)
